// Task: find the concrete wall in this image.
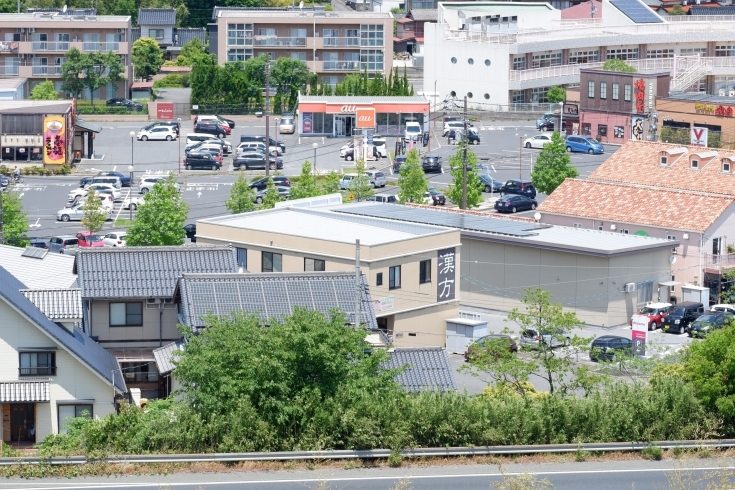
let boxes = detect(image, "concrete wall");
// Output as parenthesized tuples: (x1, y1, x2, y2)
(0, 300, 116, 442)
(88, 300, 180, 349)
(393, 300, 459, 347)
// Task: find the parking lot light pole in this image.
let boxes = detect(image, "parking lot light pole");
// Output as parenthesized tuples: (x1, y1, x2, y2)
(312, 142, 318, 176)
(177, 117, 182, 175)
(128, 165, 134, 221)
(516, 133, 526, 179)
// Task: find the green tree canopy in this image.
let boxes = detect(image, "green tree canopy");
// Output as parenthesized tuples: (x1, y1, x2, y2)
(126, 176, 188, 246)
(347, 159, 374, 202)
(60, 47, 86, 99)
(81, 188, 107, 234)
(603, 58, 637, 73)
(271, 57, 313, 113)
(61, 49, 125, 105)
(29, 80, 58, 100)
(447, 144, 483, 208)
(530, 131, 579, 195)
(397, 149, 427, 203)
(1, 191, 28, 247)
(546, 86, 566, 103)
(132, 37, 165, 81)
(259, 177, 282, 210)
(290, 161, 323, 200)
(175, 38, 213, 67)
(225, 173, 256, 214)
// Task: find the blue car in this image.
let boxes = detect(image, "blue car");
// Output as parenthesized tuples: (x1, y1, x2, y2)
(565, 135, 604, 154)
(535, 112, 554, 129)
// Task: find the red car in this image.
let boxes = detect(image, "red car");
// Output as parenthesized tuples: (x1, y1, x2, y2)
(630, 302, 672, 331)
(76, 231, 105, 248)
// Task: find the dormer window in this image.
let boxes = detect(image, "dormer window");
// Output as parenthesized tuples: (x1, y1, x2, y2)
(690, 150, 717, 170)
(724, 158, 732, 173)
(691, 159, 699, 169)
(660, 155, 668, 166)
(659, 147, 687, 167)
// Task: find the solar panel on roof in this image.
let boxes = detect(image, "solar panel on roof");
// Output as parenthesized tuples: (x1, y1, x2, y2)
(609, 0, 662, 23)
(21, 247, 48, 259)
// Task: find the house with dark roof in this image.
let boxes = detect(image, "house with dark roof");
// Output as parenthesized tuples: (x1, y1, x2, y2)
(0, 266, 126, 444)
(73, 245, 238, 399)
(138, 8, 176, 47)
(394, 9, 436, 56)
(384, 347, 456, 392)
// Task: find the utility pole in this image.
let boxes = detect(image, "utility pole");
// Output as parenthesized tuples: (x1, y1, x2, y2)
(0, 190, 3, 245)
(265, 56, 271, 177)
(461, 96, 468, 210)
(355, 239, 361, 329)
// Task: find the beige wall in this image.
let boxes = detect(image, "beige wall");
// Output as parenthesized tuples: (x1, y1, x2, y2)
(0, 300, 117, 442)
(392, 301, 459, 348)
(88, 300, 180, 349)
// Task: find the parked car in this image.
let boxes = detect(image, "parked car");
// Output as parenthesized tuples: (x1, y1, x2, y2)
(662, 302, 705, 334)
(250, 176, 290, 190)
(689, 311, 734, 338)
(68, 187, 88, 201)
(187, 135, 232, 154)
(519, 328, 570, 349)
(339, 174, 358, 190)
(79, 171, 131, 188)
(535, 112, 554, 129)
(183, 224, 196, 242)
(630, 302, 672, 331)
(565, 135, 604, 154)
(365, 194, 397, 203)
(87, 183, 122, 201)
(143, 121, 180, 136)
(103, 232, 127, 247)
(499, 179, 537, 198)
(239, 135, 286, 154)
(75, 231, 105, 247)
(421, 154, 443, 173)
(405, 121, 422, 141)
(188, 143, 224, 162)
(446, 128, 480, 145)
(184, 152, 221, 171)
(393, 154, 407, 173)
(106, 98, 143, 111)
(424, 187, 446, 205)
(233, 151, 284, 170)
(254, 185, 290, 204)
(589, 335, 633, 362)
(122, 195, 144, 210)
(343, 145, 380, 161)
(494, 195, 538, 213)
(365, 171, 387, 188)
(524, 134, 553, 149)
(236, 141, 280, 157)
(216, 115, 235, 129)
(464, 334, 518, 361)
(442, 121, 473, 137)
(29, 238, 49, 249)
(479, 174, 502, 193)
(194, 115, 235, 130)
(711, 304, 735, 314)
(89, 176, 122, 189)
(66, 193, 114, 210)
(372, 135, 389, 157)
(0, 175, 9, 189)
(139, 176, 181, 194)
(279, 114, 296, 134)
(137, 126, 177, 141)
(538, 120, 555, 131)
(48, 235, 78, 253)
(194, 121, 229, 138)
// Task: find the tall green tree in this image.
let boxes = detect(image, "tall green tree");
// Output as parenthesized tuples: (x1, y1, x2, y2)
(447, 144, 483, 208)
(397, 149, 427, 203)
(81, 188, 107, 234)
(603, 58, 637, 73)
(225, 174, 256, 214)
(60, 47, 86, 99)
(546, 86, 566, 103)
(175, 38, 212, 67)
(29, 80, 58, 100)
(290, 161, 322, 200)
(348, 159, 374, 202)
(530, 131, 579, 195)
(85, 51, 125, 107)
(271, 57, 313, 113)
(1, 191, 29, 247)
(259, 177, 282, 210)
(132, 37, 164, 81)
(126, 176, 188, 246)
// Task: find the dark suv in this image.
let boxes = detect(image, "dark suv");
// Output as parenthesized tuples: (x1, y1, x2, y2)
(80, 171, 131, 188)
(106, 98, 143, 111)
(662, 302, 705, 335)
(184, 152, 220, 171)
(500, 179, 537, 199)
(421, 154, 442, 173)
(195, 121, 228, 138)
(689, 311, 734, 338)
(250, 175, 290, 190)
(590, 336, 633, 362)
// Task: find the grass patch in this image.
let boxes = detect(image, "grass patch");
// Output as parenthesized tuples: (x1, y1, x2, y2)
(113, 218, 133, 227)
(641, 444, 663, 461)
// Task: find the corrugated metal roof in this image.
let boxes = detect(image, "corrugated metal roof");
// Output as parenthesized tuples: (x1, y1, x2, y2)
(383, 347, 457, 392)
(0, 244, 76, 289)
(0, 381, 50, 402)
(153, 340, 185, 375)
(75, 118, 102, 133)
(20, 288, 82, 319)
(298, 95, 428, 104)
(0, 266, 126, 393)
(73, 245, 239, 299)
(138, 8, 176, 25)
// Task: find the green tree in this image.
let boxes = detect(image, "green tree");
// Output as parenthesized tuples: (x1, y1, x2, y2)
(323, 171, 342, 194)
(225, 174, 256, 214)
(290, 161, 322, 200)
(397, 149, 427, 203)
(669, 4, 686, 15)
(1, 191, 29, 247)
(348, 159, 374, 202)
(29, 80, 58, 100)
(447, 144, 483, 208)
(126, 176, 188, 246)
(546, 86, 566, 103)
(132, 37, 164, 81)
(271, 57, 313, 113)
(175, 38, 213, 67)
(603, 58, 637, 73)
(84, 51, 125, 107)
(81, 188, 107, 234)
(530, 131, 579, 195)
(60, 47, 86, 99)
(259, 177, 282, 209)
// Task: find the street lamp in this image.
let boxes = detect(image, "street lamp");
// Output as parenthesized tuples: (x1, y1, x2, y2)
(129, 130, 135, 180)
(177, 117, 182, 174)
(127, 164, 134, 221)
(516, 133, 526, 179)
(312, 142, 318, 176)
(559, 101, 564, 136)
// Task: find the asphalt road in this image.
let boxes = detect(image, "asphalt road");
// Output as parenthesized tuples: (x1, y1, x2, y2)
(0, 459, 732, 489)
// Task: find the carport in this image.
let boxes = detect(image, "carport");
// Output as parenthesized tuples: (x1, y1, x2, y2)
(73, 119, 102, 161)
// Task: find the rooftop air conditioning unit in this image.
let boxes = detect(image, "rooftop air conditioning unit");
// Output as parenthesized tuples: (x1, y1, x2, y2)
(624, 282, 636, 293)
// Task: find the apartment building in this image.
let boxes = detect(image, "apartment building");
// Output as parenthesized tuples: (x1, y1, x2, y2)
(0, 9, 131, 99)
(424, 0, 735, 109)
(209, 7, 393, 86)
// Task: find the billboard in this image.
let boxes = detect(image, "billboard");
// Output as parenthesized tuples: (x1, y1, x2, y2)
(691, 127, 708, 147)
(156, 102, 174, 120)
(355, 107, 376, 129)
(43, 115, 66, 165)
(302, 114, 313, 133)
(437, 248, 456, 302)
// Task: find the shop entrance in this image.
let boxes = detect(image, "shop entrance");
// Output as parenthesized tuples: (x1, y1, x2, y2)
(11, 403, 35, 442)
(334, 115, 354, 137)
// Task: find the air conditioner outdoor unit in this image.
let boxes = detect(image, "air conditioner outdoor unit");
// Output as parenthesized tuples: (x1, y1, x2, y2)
(28, 28, 35, 33)
(163, 297, 174, 304)
(16, 28, 24, 33)
(29, 54, 35, 58)
(146, 297, 161, 304)
(624, 282, 636, 293)
(117, 28, 124, 34)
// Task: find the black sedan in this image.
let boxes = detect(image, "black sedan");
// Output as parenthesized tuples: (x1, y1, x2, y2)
(425, 187, 446, 205)
(106, 98, 143, 111)
(539, 120, 555, 131)
(216, 115, 236, 129)
(183, 224, 196, 242)
(479, 174, 502, 193)
(494, 195, 537, 213)
(421, 154, 442, 173)
(250, 176, 290, 190)
(590, 336, 633, 362)
(234, 151, 284, 170)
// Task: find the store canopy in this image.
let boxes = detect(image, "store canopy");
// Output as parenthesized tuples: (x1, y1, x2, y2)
(74, 119, 102, 133)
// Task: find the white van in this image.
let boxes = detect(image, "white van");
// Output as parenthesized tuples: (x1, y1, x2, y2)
(89, 176, 122, 189)
(405, 122, 422, 142)
(279, 115, 296, 134)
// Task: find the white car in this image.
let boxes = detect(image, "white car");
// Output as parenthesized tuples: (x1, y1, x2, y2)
(122, 195, 145, 210)
(442, 121, 474, 137)
(57, 203, 113, 222)
(103, 232, 127, 247)
(405, 121, 422, 141)
(236, 141, 281, 156)
(137, 126, 177, 141)
(67, 187, 88, 201)
(524, 134, 553, 149)
(138, 176, 181, 194)
(87, 183, 122, 201)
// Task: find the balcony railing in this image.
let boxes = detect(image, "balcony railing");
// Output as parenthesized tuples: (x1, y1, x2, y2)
(323, 60, 360, 71)
(0, 41, 18, 53)
(32, 66, 61, 76)
(124, 372, 159, 383)
(19, 366, 56, 376)
(323, 37, 360, 47)
(83, 42, 119, 52)
(32, 41, 69, 52)
(253, 36, 306, 47)
(0, 65, 19, 76)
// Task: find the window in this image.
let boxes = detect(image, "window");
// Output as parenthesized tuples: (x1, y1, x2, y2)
(304, 257, 325, 272)
(724, 159, 732, 172)
(646, 49, 674, 59)
(323, 28, 338, 45)
(485, 59, 491, 66)
(262, 251, 282, 272)
(389, 265, 401, 289)
(467, 92, 473, 98)
(290, 52, 306, 61)
(512, 56, 525, 70)
(598, 124, 607, 137)
(716, 45, 735, 57)
(606, 49, 638, 60)
(467, 58, 474, 65)
(573, 223, 583, 228)
(587, 80, 595, 98)
(619, 229, 629, 234)
(227, 48, 253, 62)
(691, 159, 699, 169)
(376, 272, 383, 286)
(614, 125, 625, 138)
(681, 48, 707, 56)
(148, 29, 164, 40)
(322, 75, 338, 87)
(360, 49, 383, 71)
(236, 247, 247, 269)
(569, 50, 599, 64)
(109, 302, 143, 326)
(612, 82, 619, 100)
(600, 82, 607, 99)
(419, 259, 431, 283)
(290, 28, 306, 39)
(660, 155, 668, 166)
(670, 275, 676, 293)
(713, 237, 723, 255)
(511, 90, 525, 103)
(531, 53, 561, 68)
(624, 84, 632, 102)
(451, 57, 457, 64)
(360, 24, 384, 47)
(227, 23, 253, 46)
(58, 404, 92, 435)
(582, 123, 592, 135)
(530, 86, 549, 103)
(636, 280, 654, 304)
(19, 351, 56, 376)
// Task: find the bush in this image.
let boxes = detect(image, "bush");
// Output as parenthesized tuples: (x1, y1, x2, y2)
(75, 100, 148, 115)
(153, 74, 190, 88)
(0, 164, 72, 176)
(641, 444, 663, 461)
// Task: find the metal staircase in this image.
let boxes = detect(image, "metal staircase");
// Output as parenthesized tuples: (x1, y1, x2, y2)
(670, 57, 712, 94)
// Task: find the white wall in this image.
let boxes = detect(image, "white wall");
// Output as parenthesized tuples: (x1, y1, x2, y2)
(440, 4, 560, 30)
(139, 25, 174, 45)
(600, 0, 637, 26)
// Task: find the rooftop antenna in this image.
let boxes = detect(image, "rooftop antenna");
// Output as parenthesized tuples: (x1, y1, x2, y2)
(62, 4, 67, 13)
(590, 1, 598, 18)
(299, 0, 304, 10)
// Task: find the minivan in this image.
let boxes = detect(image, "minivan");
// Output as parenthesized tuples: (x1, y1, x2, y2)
(365, 171, 387, 188)
(405, 122, 422, 142)
(48, 235, 78, 254)
(565, 135, 604, 154)
(240, 135, 286, 154)
(662, 302, 705, 335)
(279, 115, 296, 134)
(89, 176, 122, 189)
(499, 179, 536, 199)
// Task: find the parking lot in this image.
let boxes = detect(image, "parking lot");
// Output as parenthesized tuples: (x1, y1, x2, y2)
(10, 117, 614, 239)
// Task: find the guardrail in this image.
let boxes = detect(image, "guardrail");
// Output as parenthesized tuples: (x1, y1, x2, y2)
(2, 440, 735, 465)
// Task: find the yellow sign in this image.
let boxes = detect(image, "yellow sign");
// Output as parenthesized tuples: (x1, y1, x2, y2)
(43, 115, 66, 165)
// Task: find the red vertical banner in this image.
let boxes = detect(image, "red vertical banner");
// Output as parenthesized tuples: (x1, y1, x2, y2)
(157, 102, 174, 120)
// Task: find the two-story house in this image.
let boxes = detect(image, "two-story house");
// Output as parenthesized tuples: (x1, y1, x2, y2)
(394, 9, 436, 61)
(137, 8, 175, 49)
(73, 245, 239, 399)
(0, 266, 126, 445)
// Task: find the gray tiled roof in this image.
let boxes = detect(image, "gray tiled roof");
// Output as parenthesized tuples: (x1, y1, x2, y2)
(173, 28, 207, 46)
(73, 246, 239, 299)
(20, 289, 82, 319)
(153, 340, 185, 375)
(0, 244, 76, 290)
(384, 347, 457, 392)
(0, 267, 126, 393)
(299, 95, 428, 104)
(689, 5, 735, 14)
(409, 9, 438, 21)
(175, 272, 378, 330)
(138, 8, 176, 26)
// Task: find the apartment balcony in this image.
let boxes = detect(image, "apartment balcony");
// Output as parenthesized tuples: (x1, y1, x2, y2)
(0, 41, 18, 54)
(32, 65, 61, 76)
(32, 41, 69, 52)
(318, 37, 360, 48)
(0, 66, 18, 76)
(254, 36, 307, 47)
(83, 42, 120, 52)
(323, 60, 360, 71)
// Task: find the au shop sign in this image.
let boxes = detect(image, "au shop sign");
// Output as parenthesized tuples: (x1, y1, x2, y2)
(355, 108, 375, 129)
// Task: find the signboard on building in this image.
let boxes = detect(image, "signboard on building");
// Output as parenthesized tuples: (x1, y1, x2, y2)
(563, 103, 579, 116)
(631, 315, 648, 357)
(691, 126, 708, 147)
(373, 296, 395, 313)
(634, 78, 645, 113)
(437, 247, 456, 302)
(302, 114, 313, 133)
(43, 115, 66, 165)
(156, 102, 174, 120)
(631, 116, 644, 141)
(355, 107, 376, 129)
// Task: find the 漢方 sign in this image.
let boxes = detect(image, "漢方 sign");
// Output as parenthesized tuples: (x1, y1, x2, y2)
(437, 248, 456, 302)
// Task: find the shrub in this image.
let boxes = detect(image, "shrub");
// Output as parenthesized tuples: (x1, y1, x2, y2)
(153, 74, 189, 88)
(641, 444, 663, 461)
